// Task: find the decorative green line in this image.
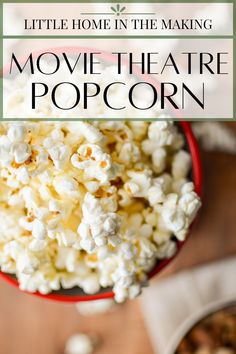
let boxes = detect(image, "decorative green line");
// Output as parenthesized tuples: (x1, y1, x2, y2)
(80, 12, 115, 15)
(118, 13, 156, 14)
(80, 12, 156, 15)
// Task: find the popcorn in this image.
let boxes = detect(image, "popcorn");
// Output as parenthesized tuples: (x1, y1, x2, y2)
(162, 183, 201, 240)
(81, 273, 100, 295)
(53, 176, 81, 199)
(151, 147, 167, 174)
(128, 283, 142, 299)
(48, 143, 70, 169)
(139, 238, 157, 259)
(140, 224, 153, 238)
(148, 121, 176, 145)
(64, 333, 96, 354)
(119, 243, 137, 260)
(118, 142, 141, 165)
(0, 136, 14, 166)
(118, 188, 132, 207)
(155, 240, 177, 259)
(7, 124, 26, 142)
(125, 169, 152, 197)
(128, 121, 148, 140)
(29, 239, 47, 252)
(76, 299, 115, 316)
(11, 142, 31, 164)
(32, 219, 47, 240)
(78, 192, 121, 252)
(147, 183, 165, 206)
(78, 122, 104, 143)
(179, 182, 201, 221)
(15, 166, 30, 184)
(0, 122, 201, 302)
(71, 144, 119, 184)
(172, 150, 192, 179)
(16, 252, 39, 275)
(162, 194, 188, 240)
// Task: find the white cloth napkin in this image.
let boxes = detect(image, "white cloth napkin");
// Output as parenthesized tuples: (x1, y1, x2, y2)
(140, 257, 236, 354)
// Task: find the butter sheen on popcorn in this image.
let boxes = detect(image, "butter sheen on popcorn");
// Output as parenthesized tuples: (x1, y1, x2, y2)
(0, 121, 201, 302)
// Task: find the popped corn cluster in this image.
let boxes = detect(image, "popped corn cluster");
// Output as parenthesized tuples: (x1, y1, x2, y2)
(0, 121, 201, 302)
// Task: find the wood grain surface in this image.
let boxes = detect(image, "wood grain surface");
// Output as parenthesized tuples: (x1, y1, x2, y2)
(0, 124, 236, 354)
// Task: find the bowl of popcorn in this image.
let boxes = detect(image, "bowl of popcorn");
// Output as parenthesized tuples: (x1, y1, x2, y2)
(0, 49, 202, 302)
(169, 299, 236, 354)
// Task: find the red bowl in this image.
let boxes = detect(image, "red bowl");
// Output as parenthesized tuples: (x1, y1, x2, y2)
(0, 48, 203, 302)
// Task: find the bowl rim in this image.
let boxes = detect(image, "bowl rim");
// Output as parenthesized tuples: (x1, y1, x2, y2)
(0, 47, 203, 302)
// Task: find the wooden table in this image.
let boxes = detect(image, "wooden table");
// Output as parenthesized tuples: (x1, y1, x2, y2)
(0, 124, 236, 354)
